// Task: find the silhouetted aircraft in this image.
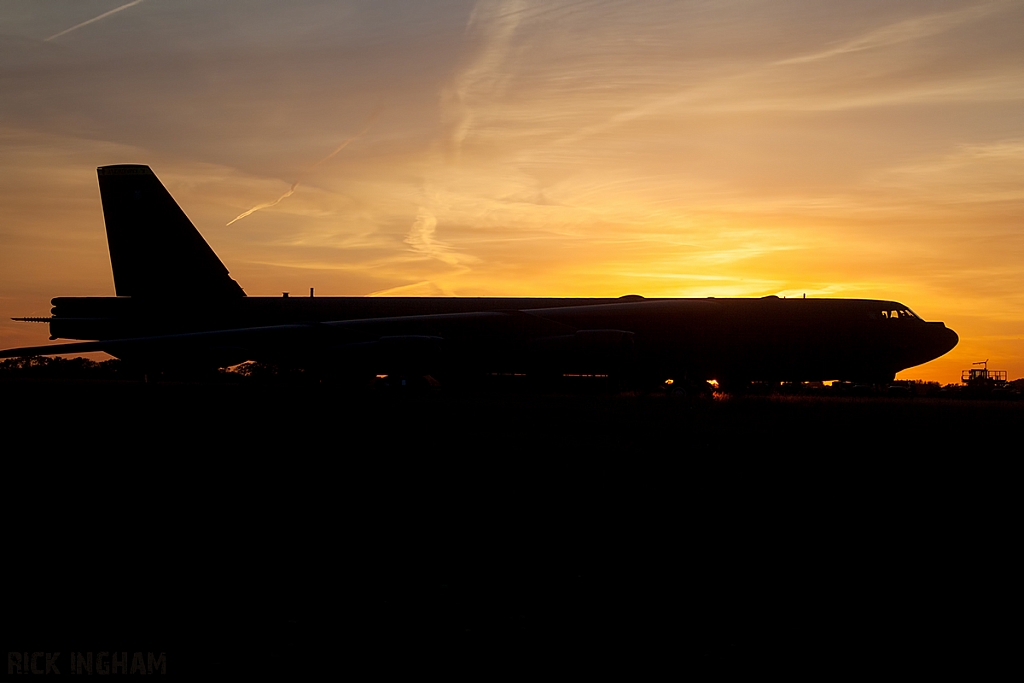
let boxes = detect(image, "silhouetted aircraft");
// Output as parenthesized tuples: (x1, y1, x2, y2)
(2, 165, 958, 386)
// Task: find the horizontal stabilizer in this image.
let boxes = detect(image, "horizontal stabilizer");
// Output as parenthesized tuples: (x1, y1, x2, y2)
(0, 340, 114, 358)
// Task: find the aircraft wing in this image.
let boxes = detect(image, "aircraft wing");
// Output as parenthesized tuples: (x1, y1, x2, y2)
(0, 324, 313, 360)
(0, 310, 579, 361)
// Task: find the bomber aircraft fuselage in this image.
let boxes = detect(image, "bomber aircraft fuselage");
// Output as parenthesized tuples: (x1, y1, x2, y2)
(3, 165, 958, 386)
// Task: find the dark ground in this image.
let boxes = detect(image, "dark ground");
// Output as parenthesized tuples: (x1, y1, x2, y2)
(1, 376, 1018, 677)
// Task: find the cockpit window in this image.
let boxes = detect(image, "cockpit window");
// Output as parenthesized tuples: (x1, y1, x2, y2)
(880, 308, 920, 320)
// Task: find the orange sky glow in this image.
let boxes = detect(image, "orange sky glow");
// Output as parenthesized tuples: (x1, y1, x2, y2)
(2, 0, 1022, 382)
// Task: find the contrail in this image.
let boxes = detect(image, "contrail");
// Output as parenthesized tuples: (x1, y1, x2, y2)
(227, 116, 378, 227)
(45, 0, 146, 42)
(224, 183, 299, 227)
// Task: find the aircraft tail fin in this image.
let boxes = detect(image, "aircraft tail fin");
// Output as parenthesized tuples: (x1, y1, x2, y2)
(97, 165, 244, 298)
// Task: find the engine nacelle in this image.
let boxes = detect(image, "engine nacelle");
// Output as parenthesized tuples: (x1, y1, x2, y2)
(332, 335, 445, 375)
(527, 329, 635, 373)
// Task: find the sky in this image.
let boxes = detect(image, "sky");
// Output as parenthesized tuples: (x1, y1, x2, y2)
(1, 0, 1022, 382)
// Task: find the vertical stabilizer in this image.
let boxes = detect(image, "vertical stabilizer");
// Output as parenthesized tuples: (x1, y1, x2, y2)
(97, 165, 244, 298)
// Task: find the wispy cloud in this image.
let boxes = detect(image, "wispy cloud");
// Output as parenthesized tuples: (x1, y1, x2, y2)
(776, 0, 1007, 66)
(555, 1, 1018, 144)
(444, 0, 528, 156)
(405, 207, 477, 267)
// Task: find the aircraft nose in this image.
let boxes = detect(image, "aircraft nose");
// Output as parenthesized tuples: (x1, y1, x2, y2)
(929, 322, 958, 357)
(941, 324, 958, 354)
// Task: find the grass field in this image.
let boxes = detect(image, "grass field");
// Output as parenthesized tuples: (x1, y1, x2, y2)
(1, 377, 1017, 676)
